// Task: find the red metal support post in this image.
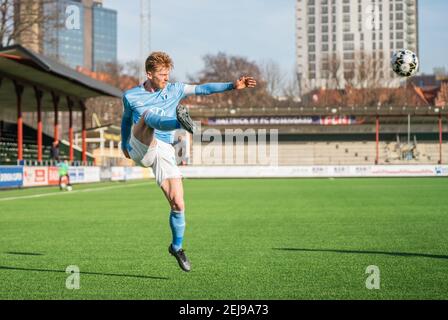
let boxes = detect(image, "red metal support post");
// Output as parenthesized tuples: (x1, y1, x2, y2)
(51, 92, 60, 143)
(13, 81, 24, 163)
(81, 101, 87, 164)
(67, 97, 74, 162)
(34, 87, 43, 162)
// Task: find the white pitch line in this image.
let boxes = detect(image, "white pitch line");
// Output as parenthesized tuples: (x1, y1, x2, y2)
(0, 181, 153, 202)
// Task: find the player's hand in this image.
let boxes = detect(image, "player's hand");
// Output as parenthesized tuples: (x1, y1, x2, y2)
(234, 76, 257, 90)
(122, 149, 131, 159)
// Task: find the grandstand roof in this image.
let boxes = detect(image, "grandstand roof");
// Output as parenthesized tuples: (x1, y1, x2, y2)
(0, 45, 122, 112)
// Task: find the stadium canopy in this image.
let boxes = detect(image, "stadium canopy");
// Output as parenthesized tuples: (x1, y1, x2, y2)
(0, 45, 122, 163)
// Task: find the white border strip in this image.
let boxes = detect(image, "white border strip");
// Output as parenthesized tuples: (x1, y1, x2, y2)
(0, 181, 152, 202)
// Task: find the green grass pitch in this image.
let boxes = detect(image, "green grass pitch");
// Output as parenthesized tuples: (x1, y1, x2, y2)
(1, 178, 448, 299)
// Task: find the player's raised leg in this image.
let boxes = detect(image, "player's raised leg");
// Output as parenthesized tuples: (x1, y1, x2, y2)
(161, 178, 191, 272)
(143, 110, 181, 132)
(138, 107, 196, 134)
(132, 113, 156, 146)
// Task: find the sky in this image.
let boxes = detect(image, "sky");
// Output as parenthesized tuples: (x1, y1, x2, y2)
(103, 0, 448, 82)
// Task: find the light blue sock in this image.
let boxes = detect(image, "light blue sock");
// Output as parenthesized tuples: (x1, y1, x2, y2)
(144, 111, 181, 131)
(169, 210, 185, 252)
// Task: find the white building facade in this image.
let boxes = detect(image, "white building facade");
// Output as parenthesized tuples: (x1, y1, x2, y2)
(296, 0, 419, 94)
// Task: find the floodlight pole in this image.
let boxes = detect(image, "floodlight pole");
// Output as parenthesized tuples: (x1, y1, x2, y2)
(140, 0, 151, 83)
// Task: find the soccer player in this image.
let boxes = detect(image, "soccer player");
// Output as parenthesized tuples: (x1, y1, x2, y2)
(57, 160, 71, 190)
(120, 51, 256, 272)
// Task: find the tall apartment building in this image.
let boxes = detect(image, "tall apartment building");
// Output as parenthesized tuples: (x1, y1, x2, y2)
(296, 0, 419, 94)
(16, 0, 117, 71)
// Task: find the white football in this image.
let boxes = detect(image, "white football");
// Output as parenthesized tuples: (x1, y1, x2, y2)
(391, 49, 419, 77)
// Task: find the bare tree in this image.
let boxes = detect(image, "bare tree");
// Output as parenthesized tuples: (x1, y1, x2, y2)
(1, 0, 61, 50)
(89, 60, 140, 91)
(325, 53, 343, 90)
(261, 59, 284, 98)
(123, 60, 141, 81)
(187, 52, 272, 108)
(282, 70, 301, 101)
(436, 83, 448, 107)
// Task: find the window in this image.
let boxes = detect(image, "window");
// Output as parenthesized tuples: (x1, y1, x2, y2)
(343, 42, 354, 50)
(344, 52, 355, 60)
(344, 62, 355, 70)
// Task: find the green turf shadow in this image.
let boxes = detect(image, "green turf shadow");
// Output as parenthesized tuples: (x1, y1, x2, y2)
(272, 248, 448, 260)
(0, 266, 170, 280)
(5, 252, 44, 256)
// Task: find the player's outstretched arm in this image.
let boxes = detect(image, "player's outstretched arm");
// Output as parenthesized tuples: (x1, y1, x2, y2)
(184, 76, 257, 97)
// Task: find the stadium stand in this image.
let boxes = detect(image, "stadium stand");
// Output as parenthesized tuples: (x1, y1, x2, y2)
(0, 120, 92, 165)
(0, 45, 121, 165)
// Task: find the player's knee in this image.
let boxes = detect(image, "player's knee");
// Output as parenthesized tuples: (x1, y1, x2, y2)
(171, 197, 185, 212)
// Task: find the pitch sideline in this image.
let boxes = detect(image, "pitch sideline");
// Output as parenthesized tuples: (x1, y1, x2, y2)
(0, 181, 153, 202)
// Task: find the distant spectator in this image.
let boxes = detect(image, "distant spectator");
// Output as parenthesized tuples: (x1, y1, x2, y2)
(51, 140, 60, 162)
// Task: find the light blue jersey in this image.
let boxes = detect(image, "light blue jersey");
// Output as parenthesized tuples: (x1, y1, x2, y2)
(121, 82, 234, 150)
